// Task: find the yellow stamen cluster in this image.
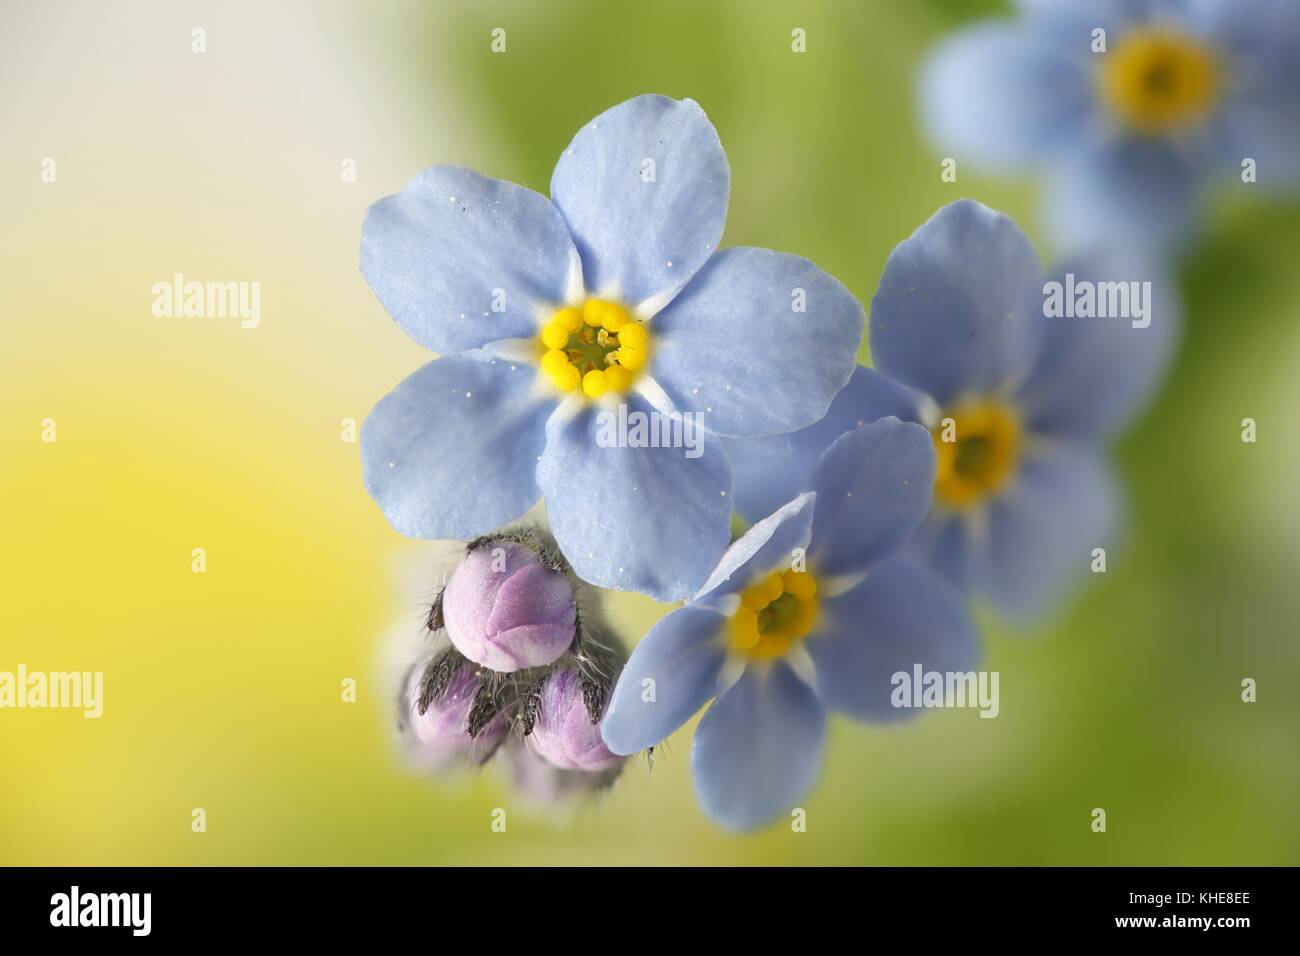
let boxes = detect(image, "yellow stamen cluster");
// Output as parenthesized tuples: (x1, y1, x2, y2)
(1098, 28, 1222, 134)
(931, 400, 1022, 508)
(539, 299, 649, 398)
(729, 569, 820, 660)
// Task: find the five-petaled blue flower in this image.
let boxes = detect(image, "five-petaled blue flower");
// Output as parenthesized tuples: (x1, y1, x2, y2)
(725, 200, 1180, 618)
(359, 94, 863, 602)
(601, 418, 978, 831)
(922, 0, 1300, 250)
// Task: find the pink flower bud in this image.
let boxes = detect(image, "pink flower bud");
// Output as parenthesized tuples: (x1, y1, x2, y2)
(442, 541, 576, 672)
(528, 668, 623, 772)
(402, 662, 507, 767)
(503, 743, 620, 805)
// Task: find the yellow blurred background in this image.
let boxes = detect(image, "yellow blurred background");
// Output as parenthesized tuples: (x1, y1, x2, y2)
(2, 0, 1298, 865)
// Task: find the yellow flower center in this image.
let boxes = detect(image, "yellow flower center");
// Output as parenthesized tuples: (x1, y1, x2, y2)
(931, 400, 1021, 509)
(728, 570, 820, 661)
(538, 298, 650, 398)
(1098, 28, 1222, 134)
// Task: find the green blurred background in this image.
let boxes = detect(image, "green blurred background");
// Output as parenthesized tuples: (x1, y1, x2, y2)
(1, 0, 1297, 865)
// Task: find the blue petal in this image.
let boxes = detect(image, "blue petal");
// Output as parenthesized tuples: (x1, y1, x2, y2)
(806, 558, 980, 722)
(910, 511, 975, 594)
(1184, 0, 1300, 41)
(1211, 21, 1300, 188)
(361, 354, 554, 539)
(1185, 0, 1300, 185)
(1214, 91, 1300, 188)
(722, 366, 926, 521)
(1041, 143, 1199, 253)
(550, 95, 728, 309)
(694, 492, 816, 604)
(921, 22, 1096, 170)
(537, 394, 732, 601)
(361, 166, 580, 354)
(975, 443, 1121, 618)
(869, 200, 1042, 406)
(807, 418, 937, 579)
(650, 248, 865, 437)
(691, 663, 826, 831)
(600, 606, 727, 755)
(1014, 252, 1181, 440)
(1013, 0, 1162, 24)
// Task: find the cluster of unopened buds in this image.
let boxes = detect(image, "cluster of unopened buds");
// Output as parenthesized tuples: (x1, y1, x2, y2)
(396, 527, 627, 800)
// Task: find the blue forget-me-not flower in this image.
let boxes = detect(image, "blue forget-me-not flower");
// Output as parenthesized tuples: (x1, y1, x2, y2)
(725, 200, 1179, 619)
(601, 418, 978, 830)
(359, 95, 864, 602)
(922, 0, 1300, 250)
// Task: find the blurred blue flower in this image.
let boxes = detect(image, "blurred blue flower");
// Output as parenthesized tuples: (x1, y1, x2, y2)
(601, 419, 978, 831)
(726, 200, 1180, 618)
(921, 0, 1300, 250)
(360, 94, 863, 602)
